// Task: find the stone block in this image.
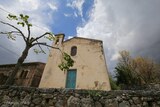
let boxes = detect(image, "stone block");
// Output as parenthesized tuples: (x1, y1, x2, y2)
(67, 96, 80, 107)
(32, 97, 42, 105)
(132, 97, 141, 104)
(119, 101, 130, 107)
(81, 98, 93, 107)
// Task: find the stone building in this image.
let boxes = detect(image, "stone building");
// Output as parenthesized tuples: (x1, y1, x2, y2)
(39, 34, 111, 90)
(0, 62, 45, 87)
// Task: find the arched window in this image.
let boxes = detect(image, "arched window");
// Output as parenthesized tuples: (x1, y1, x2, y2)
(71, 46, 77, 56)
(55, 38, 59, 45)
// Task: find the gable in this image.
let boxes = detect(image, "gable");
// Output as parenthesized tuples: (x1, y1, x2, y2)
(63, 37, 102, 45)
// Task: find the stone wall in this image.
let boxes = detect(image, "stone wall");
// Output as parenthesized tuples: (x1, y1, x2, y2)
(0, 85, 160, 107)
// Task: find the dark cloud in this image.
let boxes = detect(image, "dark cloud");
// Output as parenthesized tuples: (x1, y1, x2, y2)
(0, 36, 49, 64)
(77, 0, 160, 74)
(0, 37, 19, 64)
(0, 48, 18, 64)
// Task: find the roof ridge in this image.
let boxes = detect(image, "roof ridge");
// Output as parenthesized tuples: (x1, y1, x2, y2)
(0, 62, 45, 67)
(64, 36, 102, 43)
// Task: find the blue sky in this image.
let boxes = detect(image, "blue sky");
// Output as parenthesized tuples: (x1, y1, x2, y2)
(0, 0, 160, 74)
(50, 0, 94, 37)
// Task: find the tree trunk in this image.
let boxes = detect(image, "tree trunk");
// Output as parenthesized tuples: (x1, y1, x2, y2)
(5, 46, 30, 85)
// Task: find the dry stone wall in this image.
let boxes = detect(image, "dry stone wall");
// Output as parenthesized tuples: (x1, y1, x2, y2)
(0, 85, 160, 107)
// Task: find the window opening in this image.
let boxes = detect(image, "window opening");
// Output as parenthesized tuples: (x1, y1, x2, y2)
(55, 37, 59, 45)
(71, 46, 77, 56)
(20, 70, 29, 78)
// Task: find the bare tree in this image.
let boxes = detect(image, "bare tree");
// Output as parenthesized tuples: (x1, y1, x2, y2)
(134, 57, 158, 84)
(115, 50, 160, 89)
(0, 14, 74, 85)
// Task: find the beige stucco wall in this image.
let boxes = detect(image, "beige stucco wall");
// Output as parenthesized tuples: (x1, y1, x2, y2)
(39, 36, 111, 90)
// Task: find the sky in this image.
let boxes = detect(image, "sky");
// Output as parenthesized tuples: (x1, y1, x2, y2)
(0, 0, 160, 75)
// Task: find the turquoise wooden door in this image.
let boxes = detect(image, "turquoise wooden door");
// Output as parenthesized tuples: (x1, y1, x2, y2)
(66, 70, 77, 88)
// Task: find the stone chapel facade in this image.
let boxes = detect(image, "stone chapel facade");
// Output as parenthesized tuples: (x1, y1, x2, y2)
(39, 34, 111, 90)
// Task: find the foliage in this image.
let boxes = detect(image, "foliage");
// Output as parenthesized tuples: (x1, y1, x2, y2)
(0, 14, 74, 85)
(109, 76, 120, 90)
(134, 57, 159, 83)
(115, 50, 160, 89)
(33, 48, 46, 54)
(87, 90, 102, 98)
(58, 52, 74, 71)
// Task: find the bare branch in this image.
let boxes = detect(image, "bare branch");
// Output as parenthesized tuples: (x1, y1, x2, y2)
(0, 31, 21, 40)
(35, 40, 46, 54)
(32, 42, 60, 50)
(0, 21, 27, 42)
(32, 32, 53, 42)
(0, 31, 19, 34)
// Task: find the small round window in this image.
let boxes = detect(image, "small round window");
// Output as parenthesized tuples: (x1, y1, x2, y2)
(71, 46, 77, 56)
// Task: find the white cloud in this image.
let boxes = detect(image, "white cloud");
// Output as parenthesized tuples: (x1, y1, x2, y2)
(64, 13, 72, 17)
(64, 12, 78, 18)
(77, 0, 160, 73)
(0, 0, 58, 64)
(18, 0, 39, 11)
(47, 2, 58, 11)
(67, 0, 85, 17)
(111, 52, 120, 61)
(74, 12, 78, 17)
(67, 36, 74, 39)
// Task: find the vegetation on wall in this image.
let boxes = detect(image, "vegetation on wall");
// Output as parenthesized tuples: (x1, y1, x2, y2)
(114, 50, 160, 89)
(0, 14, 74, 85)
(109, 76, 120, 90)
